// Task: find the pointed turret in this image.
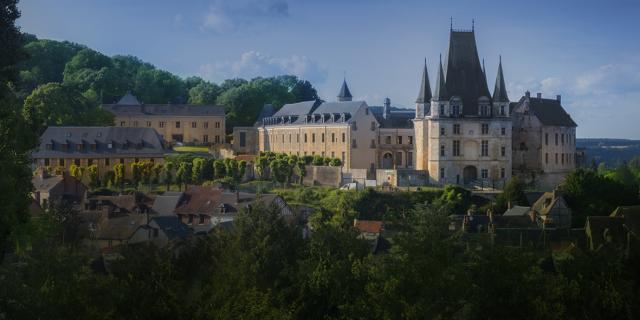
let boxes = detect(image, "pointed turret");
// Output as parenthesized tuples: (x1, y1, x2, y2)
(337, 79, 353, 102)
(415, 59, 432, 103)
(432, 55, 448, 101)
(492, 56, 509, 102)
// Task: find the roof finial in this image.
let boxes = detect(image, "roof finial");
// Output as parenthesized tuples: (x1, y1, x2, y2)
(499, 54, 502, 64)
(450, 17, 453, 30)
(472, 19, 475, 32)
(439, 53, 442, 63)
(424, 57, 427, 66)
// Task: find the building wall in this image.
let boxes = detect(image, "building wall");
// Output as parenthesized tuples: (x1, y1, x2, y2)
(232, 127, 259, 154)
(376, 127, 415, 169)
(115, 115, 225, 145)
(423, 116, 512, 184)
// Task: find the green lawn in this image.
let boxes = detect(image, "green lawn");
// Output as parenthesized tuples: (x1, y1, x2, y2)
(173, 146, 210, 153)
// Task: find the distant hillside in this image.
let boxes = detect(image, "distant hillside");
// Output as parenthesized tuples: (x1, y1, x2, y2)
(577, 138, 640, 166)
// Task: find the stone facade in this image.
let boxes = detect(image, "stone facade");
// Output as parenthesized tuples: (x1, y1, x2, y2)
(104, 93, 226, 145)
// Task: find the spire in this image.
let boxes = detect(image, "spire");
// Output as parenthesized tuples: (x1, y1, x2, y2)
(337, 78, 352, 102)
(482, 58, 486, 77)
(415, 58, 432, 103)
(492, 55, 509, 102)
(433, 54, 448, 101)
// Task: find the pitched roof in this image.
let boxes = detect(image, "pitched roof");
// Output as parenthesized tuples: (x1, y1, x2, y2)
(150, 216, 190, 240)
(152, 192, 183, 216)
(313, 100, 365, 116)
(354, 220, 384, 234)
(103, 104, 225, 117)
(32, 175, 63, 192)
(527, 97, 577, 127)
(32, 126, 166, 158)
(492, 57, 509, 102)
(585, 216, 626, 250)
(337, 79, 352, 100)
(116, 92, 141, 105)
(432, 57, 448, 101)
(369, 106, 414, 129)
(610, 205, 640, 235)
(175, 186, 223, 215)
(271, 100, 319, 117)
(95, 214, 148, 240)
(254, 104, 276, 126)
(503, 205, 531, 216)
(531, 192, 561, 216)
(443, 31, 491, 114)
(416, 60, 432, 103)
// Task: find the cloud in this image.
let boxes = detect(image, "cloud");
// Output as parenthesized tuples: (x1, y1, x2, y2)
(198, 51, 328, 84)
(201, 0, 289, 33)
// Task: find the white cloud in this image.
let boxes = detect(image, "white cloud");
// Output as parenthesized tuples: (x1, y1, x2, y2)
(198, 50, 328, 84)
(201, 0, 289, 33)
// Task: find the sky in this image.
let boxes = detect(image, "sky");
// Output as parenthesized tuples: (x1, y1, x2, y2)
(17, 0, 640, 139)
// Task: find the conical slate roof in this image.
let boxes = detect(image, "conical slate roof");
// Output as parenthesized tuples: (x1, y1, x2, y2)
(432, 56, 448, 101)
(117, 91, 141, 105)
(416, 59, 432, 103)
(337, 79, 352, 101)
(443, 30, 491, 114)
(492, 57, 509, 102)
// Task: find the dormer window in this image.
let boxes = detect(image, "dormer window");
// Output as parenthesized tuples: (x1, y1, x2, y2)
(451, 105, 460, 116)
(500, 105, 505, 116)
(479, 105, 489, 116)
(439, 105, 445, 115)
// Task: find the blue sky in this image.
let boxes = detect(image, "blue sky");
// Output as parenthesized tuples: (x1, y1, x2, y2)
(17, 0, 640, 138)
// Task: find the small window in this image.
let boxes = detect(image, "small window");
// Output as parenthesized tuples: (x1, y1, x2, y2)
(408, 136, 413, 145)
(397, 136, 403, 144)
(385, 136, 391, 144)
(203, 135, 209, 143)
(439, 105, 445, 115)
(501, 168, 506, 178)
(215, 122, 220, 128)
(176, 121, 181, 128)
(192, 122, 197, 128)
(204, 122, 209, 129)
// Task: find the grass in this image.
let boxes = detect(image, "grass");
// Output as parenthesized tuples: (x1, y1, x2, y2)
(173, 146, 210, 153)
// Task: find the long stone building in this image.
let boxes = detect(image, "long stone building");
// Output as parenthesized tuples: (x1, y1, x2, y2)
(233, 27, 577, 188)
(104, 92, 226, 146)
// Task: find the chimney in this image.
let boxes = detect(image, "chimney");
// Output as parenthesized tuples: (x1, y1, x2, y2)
(536, 93, 542, 99)
(525, 91, 530, 99)
(556, 95, 561, 103)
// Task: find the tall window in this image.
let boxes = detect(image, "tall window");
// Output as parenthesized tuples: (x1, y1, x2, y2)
(321, 133, 325, 143)
(500, 105, 505, 116)
(555, 133, 558, 146)
(192, 122, 197, 128)
(332, 133, 335, 143)
(453, 140, 460, 156)
(203, 135, 208, 143)
(453, 124, 461, 135)
(408, 152, 413, 167)
(500, 168, 506, 178)
(440, 144, 445, 156)
(561, 134, 565, 145)
(120, 121, 126, 127)
(385, 136, 391, 144)
(146, 121, 151, 127)
(370, 122, 376, 131)
(408, 136, 413, 145)
(440, 168, 445, 179)
(440, 127, 445, 136)
(501, 146, 506, 157)
(501, 127, 506, 135)
(305, 134, 308, 143)
(481, 169, 488, 179)
(451, 105, 460, 116)
(481, 140, 489, 157)
(439, 105, 445, 115)
(239, 132, 246, 147)
(215, 135, 220, 143)
(204, 122, 209, 129)
(481, 124, 489, 135)
(396, 152, 403, 166)
(342, 133, 346, 143)
(397, 136, 403, 144)
(555, 153, 558, 164)
(312, 133, 316, 143)
(545, 133, 549, 145)
(215, 122, 220, 128)
(175, 121, 181, 128)
(480, 105, 489, 116)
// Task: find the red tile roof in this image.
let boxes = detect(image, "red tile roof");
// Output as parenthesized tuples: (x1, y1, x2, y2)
(354, 220, 384, 234)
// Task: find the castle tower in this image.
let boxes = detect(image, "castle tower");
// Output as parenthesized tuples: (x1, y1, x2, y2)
(492, 56, 510, 116)
(415, 59, 432, 118)
(337, 79, 353, 102)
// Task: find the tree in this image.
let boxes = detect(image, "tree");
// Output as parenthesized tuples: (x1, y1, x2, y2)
(188, 81, 221, 104)
(192, 158, 205, 184)
(22, 82, 113, 133)
(113, 163, 125, 190)
(152, 163, 163, 185)
(213, 159, 226, 179)
(0, 73, 35, 261)
(254, 156, 269, 180)
(176, 162, 192, 191)
(494, 176, 528, 213)
(294, 160, 306, 185)
(329, 158, 342, 167)
(130, 161, 143, 189)
(312, 155, 324, 166)
(69, 164, 84, 181)
(161, 162, 174, 191)
(86, 164, 99, 189)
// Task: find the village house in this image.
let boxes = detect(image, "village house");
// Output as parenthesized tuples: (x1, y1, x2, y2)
(530, 189, 572, 229)
(31, 168, 87, 208)
(585, 205, 640, 254)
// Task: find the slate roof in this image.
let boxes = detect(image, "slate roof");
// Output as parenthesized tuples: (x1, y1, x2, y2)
(314, 101, 364, 116)
(337, 80, 353, 100)
(443, 31, 492, 115)
(527, 98, 577, 127)
(416, 60, 432, 103)
(433, 57, 448, 101)
(32, 126, 167, 158)
(271, 100, 319, 117)
(152, 192, 184, 216)
(150, 216, 190, 240)
(95, 214, 148, 240)
(369, 106, 414, 129)
(175, 186, 290, 217)
(103, 104, 225, 117)
(32, 175, 64, 192)
(492, 58, 509, 102)
(254, 104, 276, 126)
(116, 92, 141, 105)
(503, 205, 531, 217)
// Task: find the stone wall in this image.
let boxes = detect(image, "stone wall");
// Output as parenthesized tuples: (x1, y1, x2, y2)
(303, 165, 342, 187)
